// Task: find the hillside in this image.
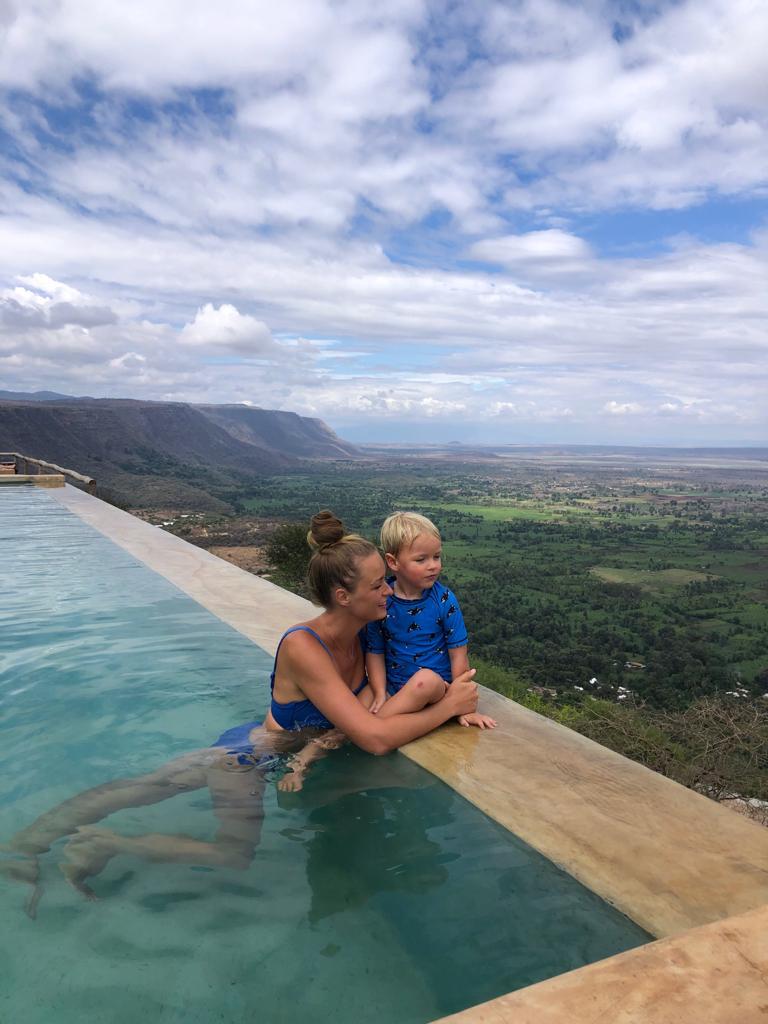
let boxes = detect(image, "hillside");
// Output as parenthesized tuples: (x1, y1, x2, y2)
(0, 396, 359, 509)
(0, 389, 82, 402)
(196, 404, 360, 459)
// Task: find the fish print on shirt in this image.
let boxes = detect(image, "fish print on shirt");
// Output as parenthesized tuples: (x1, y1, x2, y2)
(372, 579, 467, 693)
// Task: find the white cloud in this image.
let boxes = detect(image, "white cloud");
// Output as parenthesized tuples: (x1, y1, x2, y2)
(439, 0, 768, 210)
(17, 273, 82, 303)
(179, 303, 278, 355)
(0, 275, 117, 333)
(469, 230, 594, 280)
(346, 391, 468, 417)
(472, 231, 590, 263)
(108, 351, 147, 371)
(605, 401, 642, 416)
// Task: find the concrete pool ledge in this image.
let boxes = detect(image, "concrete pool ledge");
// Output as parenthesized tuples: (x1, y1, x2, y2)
(403, 690, 768, 939)
(435, 903, 768, 1024)
(49, 485, 768, 1023)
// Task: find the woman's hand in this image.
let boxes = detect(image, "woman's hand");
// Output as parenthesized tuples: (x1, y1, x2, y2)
(443, 668, 478, 718)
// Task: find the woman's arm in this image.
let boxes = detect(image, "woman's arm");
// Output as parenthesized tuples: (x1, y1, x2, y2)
(280, 632, 477, 754)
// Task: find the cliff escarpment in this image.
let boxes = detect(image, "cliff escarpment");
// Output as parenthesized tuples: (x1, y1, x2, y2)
(0, 396, 359, 509)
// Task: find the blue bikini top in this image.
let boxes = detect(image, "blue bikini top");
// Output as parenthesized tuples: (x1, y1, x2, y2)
(269, 626, 368, 731)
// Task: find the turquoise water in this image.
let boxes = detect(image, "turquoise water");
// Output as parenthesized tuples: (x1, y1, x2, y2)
(0, 489, 650, 1023)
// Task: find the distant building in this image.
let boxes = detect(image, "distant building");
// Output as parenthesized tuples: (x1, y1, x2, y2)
(527, 686, 558, 699)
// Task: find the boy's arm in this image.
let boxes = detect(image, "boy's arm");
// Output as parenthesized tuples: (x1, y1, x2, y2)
(448, 645, 470, 678)
(448, 646, 497, 730)
(365, 652, 388, 714)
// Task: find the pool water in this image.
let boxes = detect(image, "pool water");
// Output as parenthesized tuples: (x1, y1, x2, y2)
(0, 489, 650, 1023)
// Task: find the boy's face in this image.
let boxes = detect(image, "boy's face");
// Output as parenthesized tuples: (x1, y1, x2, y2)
(386, 532, 442, 593)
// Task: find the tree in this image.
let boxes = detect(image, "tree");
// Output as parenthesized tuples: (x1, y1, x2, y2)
(265, 522, 311, 596)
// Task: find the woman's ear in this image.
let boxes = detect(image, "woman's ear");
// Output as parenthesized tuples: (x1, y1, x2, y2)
(334, 586, 351, 607)
(384, 552, 398, 571)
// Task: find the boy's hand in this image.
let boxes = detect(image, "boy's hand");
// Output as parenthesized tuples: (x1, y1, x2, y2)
(370, 692, 387, 714)
(458, 712, 497, 729)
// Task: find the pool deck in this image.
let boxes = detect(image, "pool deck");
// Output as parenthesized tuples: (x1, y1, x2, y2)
(49, 485, 768, 1024)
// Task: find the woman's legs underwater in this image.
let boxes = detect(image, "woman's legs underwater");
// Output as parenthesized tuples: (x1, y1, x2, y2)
(6, 752, 210, 858)
(61, 760, 266, 898)
(1, 747, 268, 908)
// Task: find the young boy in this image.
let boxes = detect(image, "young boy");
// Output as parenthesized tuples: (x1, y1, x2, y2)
(365, 511, 496, 729)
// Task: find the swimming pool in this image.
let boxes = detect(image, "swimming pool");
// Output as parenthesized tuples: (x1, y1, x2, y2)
(0, 488, 650, 1023)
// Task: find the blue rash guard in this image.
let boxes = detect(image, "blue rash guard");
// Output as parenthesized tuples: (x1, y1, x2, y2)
(365, 579, 468, 695)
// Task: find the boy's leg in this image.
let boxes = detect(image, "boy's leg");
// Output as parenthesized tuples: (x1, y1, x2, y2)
(375, 669, 447, 718)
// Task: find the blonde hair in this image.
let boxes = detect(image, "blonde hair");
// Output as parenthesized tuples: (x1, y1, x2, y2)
(307, 510, 378, 607)
(380, 510, 441, 557)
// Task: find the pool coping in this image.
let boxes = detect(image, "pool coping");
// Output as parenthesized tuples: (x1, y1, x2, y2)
(45, 485, 768, 1023)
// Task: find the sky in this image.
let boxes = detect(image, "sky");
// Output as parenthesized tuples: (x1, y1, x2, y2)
(0, 0, 766, 445)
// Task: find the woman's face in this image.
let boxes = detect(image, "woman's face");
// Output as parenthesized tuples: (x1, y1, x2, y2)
(345, 551, 392, 621)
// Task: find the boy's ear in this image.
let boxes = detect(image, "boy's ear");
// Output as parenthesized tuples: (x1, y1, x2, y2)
(384, 552, 398, 571)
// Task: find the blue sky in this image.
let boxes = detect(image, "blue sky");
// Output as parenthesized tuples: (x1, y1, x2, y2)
(0, 0, 766, 444)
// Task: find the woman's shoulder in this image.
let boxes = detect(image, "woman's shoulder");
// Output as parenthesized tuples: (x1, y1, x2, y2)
(278, 620, 328, 657)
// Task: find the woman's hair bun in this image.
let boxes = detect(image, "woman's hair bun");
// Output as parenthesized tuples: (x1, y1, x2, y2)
(306, 509, 378, 606)
(307, 510, 346, 551)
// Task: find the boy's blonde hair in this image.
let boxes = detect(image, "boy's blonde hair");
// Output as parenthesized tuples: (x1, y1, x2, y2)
(380, 511, 441, 556)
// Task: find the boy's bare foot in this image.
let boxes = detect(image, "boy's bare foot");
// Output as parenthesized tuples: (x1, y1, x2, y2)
(458, 712, 497, 729)
(277, 767, 306, 793)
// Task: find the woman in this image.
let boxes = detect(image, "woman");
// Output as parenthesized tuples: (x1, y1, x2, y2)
(2, 511, 477, 910)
